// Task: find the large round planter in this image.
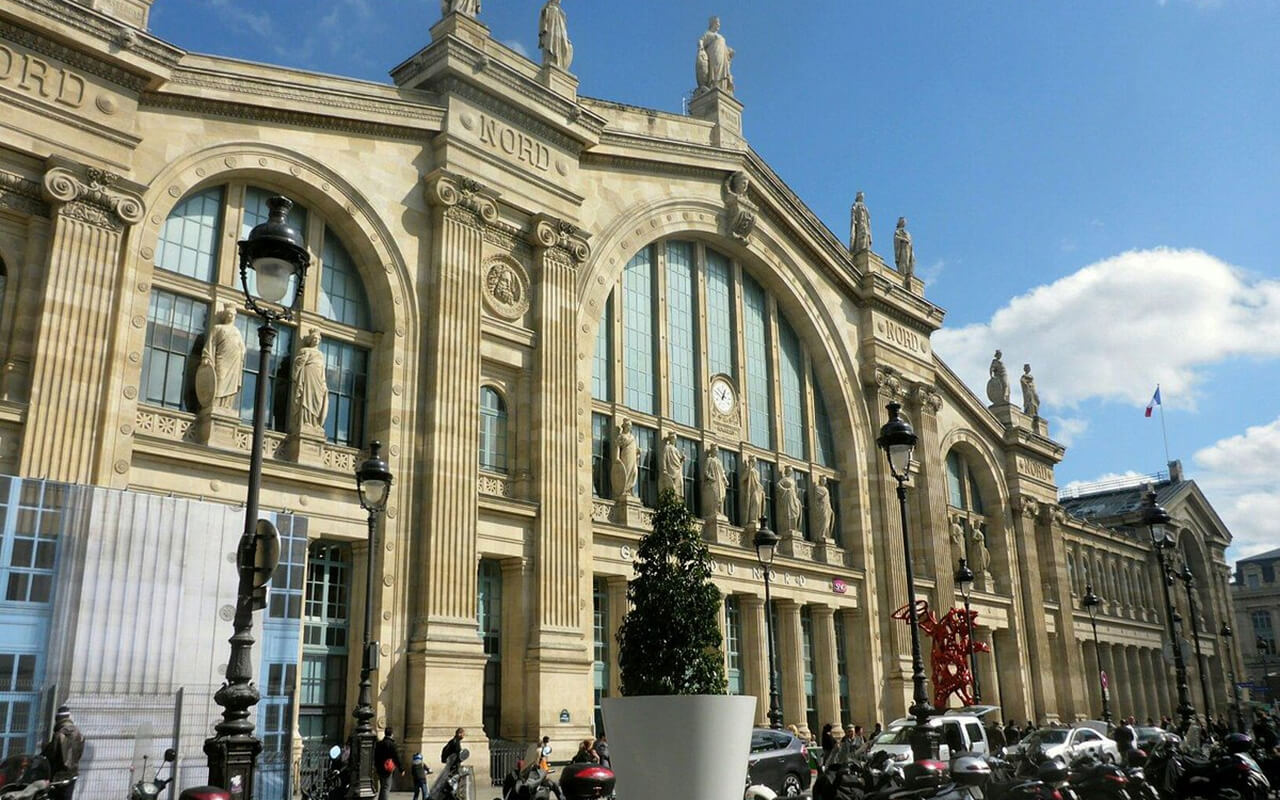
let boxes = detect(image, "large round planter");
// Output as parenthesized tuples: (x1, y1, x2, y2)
(602, 694, 756, 800)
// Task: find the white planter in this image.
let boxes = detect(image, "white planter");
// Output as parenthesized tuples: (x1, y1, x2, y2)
(602, 694, 757, 800)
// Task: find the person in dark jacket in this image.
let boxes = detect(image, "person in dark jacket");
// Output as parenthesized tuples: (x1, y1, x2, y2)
(373, 728, 402, 800)
(819, 723, 836, 760)
(591, 734, 610, 769)
(441, 728, 465, 765)
(501, 759, 525, 800)
(43, 706, 84, 800)
(409, 753, 431, 800)
(570, 739, 598, 764)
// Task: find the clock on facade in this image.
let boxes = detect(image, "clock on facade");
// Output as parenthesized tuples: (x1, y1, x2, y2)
(710, 376, 736, 415)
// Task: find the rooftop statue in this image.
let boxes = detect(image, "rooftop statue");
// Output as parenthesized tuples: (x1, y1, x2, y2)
(893, 216, 915, 279)
(850, 191, 871, 255)
(441, 0, 479, 19)
(986, 349, 1010, 405)
(538, 0, 573, 70)
(695, 16, 734, 95)
(1021, 363, 1040, 417)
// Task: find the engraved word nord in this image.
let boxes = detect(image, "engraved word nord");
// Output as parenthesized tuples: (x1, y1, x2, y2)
(477, 114, 551, 172)
(0, 44, 86, 108)
(876, 318, 928, 355)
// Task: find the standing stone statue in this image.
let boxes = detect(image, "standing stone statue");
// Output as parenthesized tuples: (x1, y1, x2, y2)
(986, 350, 1010, 405)
(813, 475, 834, 541)
(538, 0, 573, 70)
(972, 524, 991, 573)
(658, 432, 684, 499)
(291, 328, 329, 433)
(695, 16, 735, 95)
(850, 191, 871, 254)
(198, 303, 244, 411)
(1020, 363, 1040, 417)
(611, 419, 638, 499)
(777, 465, 803, 537)
(441, 0, 480, 17)
(743, 454, 763, 527)
(702, 443, 728, 519)
(893, 216, 915, 278)
(950, 518, 966, 560)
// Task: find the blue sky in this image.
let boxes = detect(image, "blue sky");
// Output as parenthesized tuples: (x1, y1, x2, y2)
(149, 1, 1280, 563)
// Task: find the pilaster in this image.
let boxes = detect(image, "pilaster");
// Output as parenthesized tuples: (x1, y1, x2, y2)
(776, 599, 805, 732)
(739, 595, 768, 726)
(811, 606, 840, 729)
(1011, 494, 1059, 721)
(907, 382, 949, 596)
(20, 158, 144, 484)
(1045, 504, 1088, 721)
(605, 576, 627, 706)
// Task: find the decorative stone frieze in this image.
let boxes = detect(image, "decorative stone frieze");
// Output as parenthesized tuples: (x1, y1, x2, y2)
(42, 164, 145, 231)
(480, 255, 530, 321)
(0, 170, 49, 217)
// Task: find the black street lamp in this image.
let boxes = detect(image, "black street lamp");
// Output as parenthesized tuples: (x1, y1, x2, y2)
(1142, 490, 1195, 733)
(1259, 636, 1276, 711)
(753, 521, 783, 730)
(954, 558, 980, 704)
(1220, 623, 1243, 732)
(877, 402, 936, 760)
(348, 442, 393, 798)
(1175, 561, 1213, 722)
(206, 196, 310, 798)
(1081, 584, 1111, 725)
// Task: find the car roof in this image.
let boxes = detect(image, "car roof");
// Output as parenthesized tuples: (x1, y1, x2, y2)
(942, 705, 1001, 719)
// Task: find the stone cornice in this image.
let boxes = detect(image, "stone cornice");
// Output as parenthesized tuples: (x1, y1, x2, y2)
(0, 169, 49, 217)
(0, 1, 180, 83)
(139, 93, 434, 143)
(42, 158, 144, 230)
(0, 17, 150, 92)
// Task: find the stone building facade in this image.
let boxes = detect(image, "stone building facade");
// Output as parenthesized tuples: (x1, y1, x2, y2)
(0, 0, 1243, 780)
(1232, 547, 1280, 709)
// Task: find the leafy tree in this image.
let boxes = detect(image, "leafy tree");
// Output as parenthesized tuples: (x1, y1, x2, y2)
(617, 488, 728, 695)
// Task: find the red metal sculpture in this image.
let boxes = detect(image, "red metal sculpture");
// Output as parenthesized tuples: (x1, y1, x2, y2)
(891, 600, 990, 709)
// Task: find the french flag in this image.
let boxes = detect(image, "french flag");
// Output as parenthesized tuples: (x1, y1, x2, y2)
(1144, 386, 1161, 418)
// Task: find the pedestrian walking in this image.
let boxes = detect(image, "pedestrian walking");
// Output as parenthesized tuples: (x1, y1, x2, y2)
(538, 736, 553, 771)
(820, 723, 836, 760)
(409, 753, 431, 800)
(42, 706, 84, 800)
(373, 727, 403, 800)
(441, 727, 465, 764)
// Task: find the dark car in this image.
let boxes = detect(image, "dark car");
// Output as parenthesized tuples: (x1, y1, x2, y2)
(747, 728, 811, 797)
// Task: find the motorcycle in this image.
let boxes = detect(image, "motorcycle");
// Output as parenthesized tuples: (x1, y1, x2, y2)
(428, 748, 470, 800)
(511, 762, 563, 800)
(1119, 749, 1159, 800)
(130, 748, 177, 800)
(302, 745, 349, 800)
(1062, 751, 1128, 800)
(0, 756, 74, 800)
(1144, 733, 1270, 800)
(980, 755, 1061, 800)
(557, 763, 613, 800)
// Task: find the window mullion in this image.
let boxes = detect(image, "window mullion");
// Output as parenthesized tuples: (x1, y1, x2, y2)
(766, 293, 782, 453)
(654, 242, 669, 421)
(218, 184, 244, 290)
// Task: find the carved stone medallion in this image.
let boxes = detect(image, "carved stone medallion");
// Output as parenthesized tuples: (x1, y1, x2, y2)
(482, 256, 530, 320)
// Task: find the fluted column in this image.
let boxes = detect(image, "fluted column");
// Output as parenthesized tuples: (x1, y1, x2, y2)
(1011, 495, 1057, 720)
(21, 159, 144, 484)
(740, 595, 769, 726)
(605, 577, 627, 708)
(777, 600, 805, 732)
(1099, 644, 1120, 719)
(907, 384, 950, 594)
(1046, 506, 1089, 721)
(811, 605, 840, 728)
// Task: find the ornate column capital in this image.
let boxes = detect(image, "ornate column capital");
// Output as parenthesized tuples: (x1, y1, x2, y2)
(907, 381, 943, 415)
(1043, 503, 1068, 527)
(1012, 494, 1041, 519)
(526, 213, 590, 264)
(721, 171, 757, 243)
(422, 170, 498, 226)
(42, 161, 144, 231)
(867, 364, 905, 401)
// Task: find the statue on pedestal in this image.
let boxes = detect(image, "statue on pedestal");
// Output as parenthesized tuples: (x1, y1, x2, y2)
(611, 420, 638, 499)
(702, 444, 728, 519)
(813, 476, 834, 541)
(986, 350, 1010, 405)
(441, 0, 480, 18)
(658, 432, 684, 499)
(198, 303, 244, 412)
(777, 465, 802, 537)
(538, 0, 573, 70)
(1020, 363, 1040, 417)
(291, 328, 329, 433)
(695, 16, 734, 95)
(743, 454, 763, 527)
(950, 518, 966, 560)
(850, 191, 871, 255)
(972, 524, 991, 574)
(893, 216, 915, 279)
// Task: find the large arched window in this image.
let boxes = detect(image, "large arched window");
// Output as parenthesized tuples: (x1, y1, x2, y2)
(945, 451, 985, 513)
(590, 239, 839, 540)
(143, 184, 375, 447)
(479, 387, 508, 473)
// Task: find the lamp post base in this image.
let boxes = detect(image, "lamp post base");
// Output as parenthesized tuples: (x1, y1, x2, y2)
(204, 733, 262, 800)
(346, 728, 377, 800)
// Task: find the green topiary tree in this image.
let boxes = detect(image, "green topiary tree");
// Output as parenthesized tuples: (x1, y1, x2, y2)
(617, 488, 728, 696)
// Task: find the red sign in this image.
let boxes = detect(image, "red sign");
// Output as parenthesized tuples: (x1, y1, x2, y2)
(1100, 670, 1109, 690)
(832, 578, 847, 594)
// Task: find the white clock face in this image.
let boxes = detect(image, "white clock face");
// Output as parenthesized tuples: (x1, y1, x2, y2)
(711, 378, 735, 414)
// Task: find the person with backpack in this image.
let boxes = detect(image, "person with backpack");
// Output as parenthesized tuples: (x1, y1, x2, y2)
(441, 728, 465, 765)
(43, 706, 84, 800)
(373, 728, 402, 800)
(409, 753, 431, 800)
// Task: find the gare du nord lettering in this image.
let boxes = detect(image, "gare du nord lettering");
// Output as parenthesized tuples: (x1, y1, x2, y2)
(477, 113, 551, 172)
(0, 44, 87, 108)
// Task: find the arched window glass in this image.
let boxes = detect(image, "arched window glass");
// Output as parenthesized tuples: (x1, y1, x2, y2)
(945, 449, 986, 513)
(479, 387, 508, 473)
(705, 250, 735, 379)
(665, 242, 698, 427)
(591, 295, 612, 401)
(812, 371, 835, 468)
(622, 247, 655, 414)
(946, 452, 964, 508)
(319, 229, 371, 329)
(742, 275, 773, 449)
(778, 318, 806, 459)
(155, 186, 223, 282)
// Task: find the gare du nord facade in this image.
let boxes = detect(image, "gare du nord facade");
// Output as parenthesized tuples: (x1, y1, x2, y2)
(0, 0, 1243, 784)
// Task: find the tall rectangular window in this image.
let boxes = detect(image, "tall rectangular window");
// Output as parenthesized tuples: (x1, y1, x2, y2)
(155, 186, 223, 282)
(235, 315, 294, 430)
(801, 607, 818, 735)
(677, 436, 700, 515)
(742, 276, 773, 449)
(1253, 610, 1275, 653)
(813, 373, 836, 468)
(0, 652, 38, 758)
(301, 543, 349, 743)
(592, 295, 613, 401)
(778, 319, 807, 459)
(593, 578, 609, 735)
(142, 290, 207, 411)
(725, 596, 743, 695)
(320, 340, 368, 447)
(793, 470, 811, 541)
(946, 452, 965, 509)
(720, 449, 740, 525)
(622, 248, 655, 414)
(591, 414, 612, 499)
(705, 250, 735, 379)
(634, 424, 658, 508)
(1, 481, 62, 605)
(478, 559, 502, 737)
(666, 242, 698, 427)
(479, 388, 508, 473)
(834, 612, 851, 725)
(756, 459, 776, 534)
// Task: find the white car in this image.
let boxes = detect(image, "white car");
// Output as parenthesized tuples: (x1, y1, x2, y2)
(1006, 725, 1120, 765)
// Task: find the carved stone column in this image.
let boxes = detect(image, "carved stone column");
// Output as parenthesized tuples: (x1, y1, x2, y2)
(776, 600, 805, 732)
(811, 605, 840, 728)
(20, 159, 144, 484)
(1011, 494, 1060, 721)
(1045, 504, 1088, 721)
(605, 576, 627, 712)
(521, 214, 594, 737)
(907, 382, 949, 596)
(739, 595, 769, 726)
(405, 171, 495, 750)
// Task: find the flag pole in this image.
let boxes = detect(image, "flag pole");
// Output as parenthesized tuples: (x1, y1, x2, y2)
(1157, 384, 1172, 470)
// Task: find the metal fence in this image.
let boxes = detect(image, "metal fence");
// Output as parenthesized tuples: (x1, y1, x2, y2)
(487, 739, 529, 786)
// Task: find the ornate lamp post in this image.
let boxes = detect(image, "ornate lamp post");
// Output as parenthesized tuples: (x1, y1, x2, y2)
(955, 558, 980, 704)
(347, 442, 393, 798)
(753, 521, 783, 730)
(1175, 561, 1213, 721)
(1220, 624, 1243, 732)
(1259, 636, 1276, 711)
(877, 402, 936, 760)
(206, 196, 310, 799)
(1081, 584, 1111, 725)
(1142, 490, 1195, 733)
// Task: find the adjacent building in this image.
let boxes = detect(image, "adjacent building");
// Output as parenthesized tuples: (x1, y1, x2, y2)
(0, 0, 1243, 788)
(1232, 547, 1280, 710)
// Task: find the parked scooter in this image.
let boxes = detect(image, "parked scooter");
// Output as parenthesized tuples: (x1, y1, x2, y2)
(129, 748, 178, 800)
(981, 755, 1062, 800)
(428, 748, 470, 800)
(1145, 732, 1270, 800)
(511, 761, 563, 800)
(0, 756, 74, 800)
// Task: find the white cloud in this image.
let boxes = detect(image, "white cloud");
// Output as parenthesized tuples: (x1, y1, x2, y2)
(208, 0, 272, 36)
(1193, 416, 1280, 564)
(933, 248, 1280, 413)
(1054, 416, 1090, 447)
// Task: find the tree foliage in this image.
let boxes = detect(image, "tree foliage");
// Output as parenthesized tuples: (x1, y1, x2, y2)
(617, 488, 728, 696)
